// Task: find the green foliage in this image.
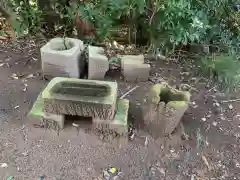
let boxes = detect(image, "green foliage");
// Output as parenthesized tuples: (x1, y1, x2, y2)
(5, 0, 240, 55)
(8, 0, 43, 36)
(199, 54, 240, 92)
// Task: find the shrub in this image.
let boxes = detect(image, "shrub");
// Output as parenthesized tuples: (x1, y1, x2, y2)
(199, 54, 240, 92)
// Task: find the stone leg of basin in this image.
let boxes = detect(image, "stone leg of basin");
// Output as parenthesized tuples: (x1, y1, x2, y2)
(42, 77, 117, 120)
(93, 99, 129, 135)
(121, 55, 150, 82)
(28, 92, 65, 129)
(123, 63, 150, 82)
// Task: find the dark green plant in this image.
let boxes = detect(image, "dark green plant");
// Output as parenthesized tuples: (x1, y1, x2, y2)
(199, 54, 240, 92)
(7, 0, 43, 36)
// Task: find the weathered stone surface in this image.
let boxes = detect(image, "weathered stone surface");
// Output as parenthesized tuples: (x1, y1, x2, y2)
(143, 83, 190, 138)
(28, 92, 65, 129)
(120, 54, 150, 82)
(88, 45, 109, 80)
(42, 77, 117, 120)
(123, 63, 150, 82)
(93, 99, 129, 135)
(119, 54, 144, 68)
(41, 37, 84, 78)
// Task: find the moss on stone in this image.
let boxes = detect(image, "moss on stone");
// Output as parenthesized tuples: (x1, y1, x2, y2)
(112, 99, 129, 126)
(28, 92, 44, 117)
(149, 83, 190, 106)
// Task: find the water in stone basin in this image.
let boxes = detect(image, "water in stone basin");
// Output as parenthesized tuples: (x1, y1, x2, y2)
(52, 82, 110, 97)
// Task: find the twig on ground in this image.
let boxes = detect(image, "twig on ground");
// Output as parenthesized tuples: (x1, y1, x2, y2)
(120, 85, 139, 99)
(179, 83, 199, 92)
(201, 155, 211, 170)
(221, 98, 240, 103)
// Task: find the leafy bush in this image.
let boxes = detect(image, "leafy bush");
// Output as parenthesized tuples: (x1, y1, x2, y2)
(4, 0, 240, 55)
(199, 54, 240, 92)
(8, 0, 43, 36)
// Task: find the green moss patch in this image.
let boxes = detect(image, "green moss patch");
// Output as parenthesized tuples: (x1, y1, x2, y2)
(150, 83, 190, 107)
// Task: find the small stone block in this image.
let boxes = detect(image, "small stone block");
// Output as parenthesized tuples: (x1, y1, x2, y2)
(41, 37, 84, 78)
(119, 55, 144, 68)
(42, 77, 118, 120)
(88, 45, 109, 80)
(123, 63, 150, 82)
(93, 99, 129, 135)
(28, 92, 65, 129)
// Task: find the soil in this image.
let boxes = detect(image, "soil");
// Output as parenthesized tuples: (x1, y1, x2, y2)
(0, 38, 239, 180)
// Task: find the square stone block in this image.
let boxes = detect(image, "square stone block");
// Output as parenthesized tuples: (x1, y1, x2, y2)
(119, 54, 144, 69)
(41, 37, 84, 78)
(123, 63, 150, 82)
(42, 77, 118, 120)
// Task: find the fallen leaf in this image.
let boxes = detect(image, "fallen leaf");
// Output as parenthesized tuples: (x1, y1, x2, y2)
(11, 73, 19, 79)
(26, 74, 35, 79)
(1, 163, 8, 168)
(23, 84, 28, 92)
(14, 105, 20, 109)
(144, 137, 148, 147)
(72, 123, 79, 128)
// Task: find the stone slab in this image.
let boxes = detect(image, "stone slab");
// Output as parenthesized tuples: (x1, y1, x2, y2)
(41, 37, 84, 78)
(123, 63, 150, 82)
(42, 77, 118, 120)
(93, 99, 129, 135)
(88, 45, 109, 80)
(28, 92, 65, 129)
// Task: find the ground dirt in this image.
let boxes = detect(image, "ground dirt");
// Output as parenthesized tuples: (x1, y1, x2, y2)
(0, 38, 239, 180)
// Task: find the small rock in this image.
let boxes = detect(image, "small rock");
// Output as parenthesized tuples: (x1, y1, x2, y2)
(228, 104, 233, 110)
(212, 121, 218, 126)
(22, 151, 28, 157)
(201, 117, 206, 122)
(214, 102, 220, 107)
(72, 123, 79, 128)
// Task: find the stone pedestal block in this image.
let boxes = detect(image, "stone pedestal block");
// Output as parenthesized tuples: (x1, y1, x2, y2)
(28, 92, 65, 129)
(121, 55, 150, 82)
(41, 37, 84, 78)
(93, 99, 129, 135)
(143, 83, 190, 138)
(88, 45, 109, 80)
(42, 77, 117, 120)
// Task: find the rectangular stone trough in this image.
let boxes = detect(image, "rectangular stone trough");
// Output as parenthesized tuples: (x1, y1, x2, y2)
(42, 77, 118, 120)
(28, 92, 65, 129)
(93, 99, 129, 135)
